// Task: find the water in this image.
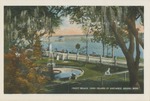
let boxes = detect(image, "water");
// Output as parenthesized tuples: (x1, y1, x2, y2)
(41, 35, 144, 58)
(54, 69, 82, 79)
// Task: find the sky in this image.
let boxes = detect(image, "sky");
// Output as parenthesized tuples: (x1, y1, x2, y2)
(53, 16, 84, 36)
(53, 16, 144, 36)
(135, 17, 144, 33)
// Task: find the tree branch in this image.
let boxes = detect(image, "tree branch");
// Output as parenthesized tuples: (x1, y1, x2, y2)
(127, 17, 140, 67)
(111, 21, 128, 57)
(128, 31, 134, 55)
(135, 34, 140, 68)
(138, 7, 144, 21)
(127, 18, 144, 49)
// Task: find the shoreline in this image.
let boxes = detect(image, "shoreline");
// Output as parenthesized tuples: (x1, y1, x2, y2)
(44, 34, 93, 37)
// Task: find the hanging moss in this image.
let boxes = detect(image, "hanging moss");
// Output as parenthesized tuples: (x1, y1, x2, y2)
(33, 36, 42, 60)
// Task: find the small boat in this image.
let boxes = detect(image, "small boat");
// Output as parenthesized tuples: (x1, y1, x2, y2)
(58, 36, 65, 42)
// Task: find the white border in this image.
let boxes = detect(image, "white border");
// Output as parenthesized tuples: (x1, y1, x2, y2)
(1, 0, 150, 101)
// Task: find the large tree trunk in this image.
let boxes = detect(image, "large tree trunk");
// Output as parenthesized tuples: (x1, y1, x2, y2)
(110, 19, 141, 88)
(126, 55, 140, 88)
(126, 16, 141, 88)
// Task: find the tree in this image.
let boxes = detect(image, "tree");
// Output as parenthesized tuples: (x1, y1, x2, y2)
(75, 43, 80, 60)
(75, 43, 80, 53)
(66, 6, 144, 88)
(33, 36, 42, 60)
(4, 6, 67, 93)
(67, 7, 95, 61)
(104, 6, 143, 88)
(93, 31, 108, 57)
(67, 7, 118, 57)
(4, 46, 47, 93)
(4, 6, 64, 53)
(88, 7, 119, 57)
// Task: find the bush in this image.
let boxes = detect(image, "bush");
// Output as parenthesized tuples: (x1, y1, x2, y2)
(4, 46, 47, 93)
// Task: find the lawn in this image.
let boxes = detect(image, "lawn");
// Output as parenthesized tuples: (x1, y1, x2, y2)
(117, 57, 144, 62)
(35, 58, 144, 94)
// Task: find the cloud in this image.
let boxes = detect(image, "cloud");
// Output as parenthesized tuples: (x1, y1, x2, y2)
(54, 26, 83, 36)
(53, 16, 144, 36)
(54, 16, 84, 36)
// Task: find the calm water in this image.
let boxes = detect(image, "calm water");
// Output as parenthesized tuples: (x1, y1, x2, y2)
(41, 35, 144, 58)
(54, 69, 82, 79)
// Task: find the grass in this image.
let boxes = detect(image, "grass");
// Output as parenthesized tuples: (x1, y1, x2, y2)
(44, 77, 143, 94)
(36, 57, 144, 94)
(55, 60, 85, 67)
(34, 58, 49, 65)
(54, 60, 127, 79)
(117, 57, 144, 62)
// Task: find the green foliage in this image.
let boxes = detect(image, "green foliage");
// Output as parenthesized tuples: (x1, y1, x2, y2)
(66, 6, 144, 87)
(75, 43, 80, 50)
(4, 6, 64, 53)
(33, 36, 42, 60)
(4, 46, 47, 93)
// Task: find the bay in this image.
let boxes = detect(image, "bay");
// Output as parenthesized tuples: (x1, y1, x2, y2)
(41, 35, 144, 58)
